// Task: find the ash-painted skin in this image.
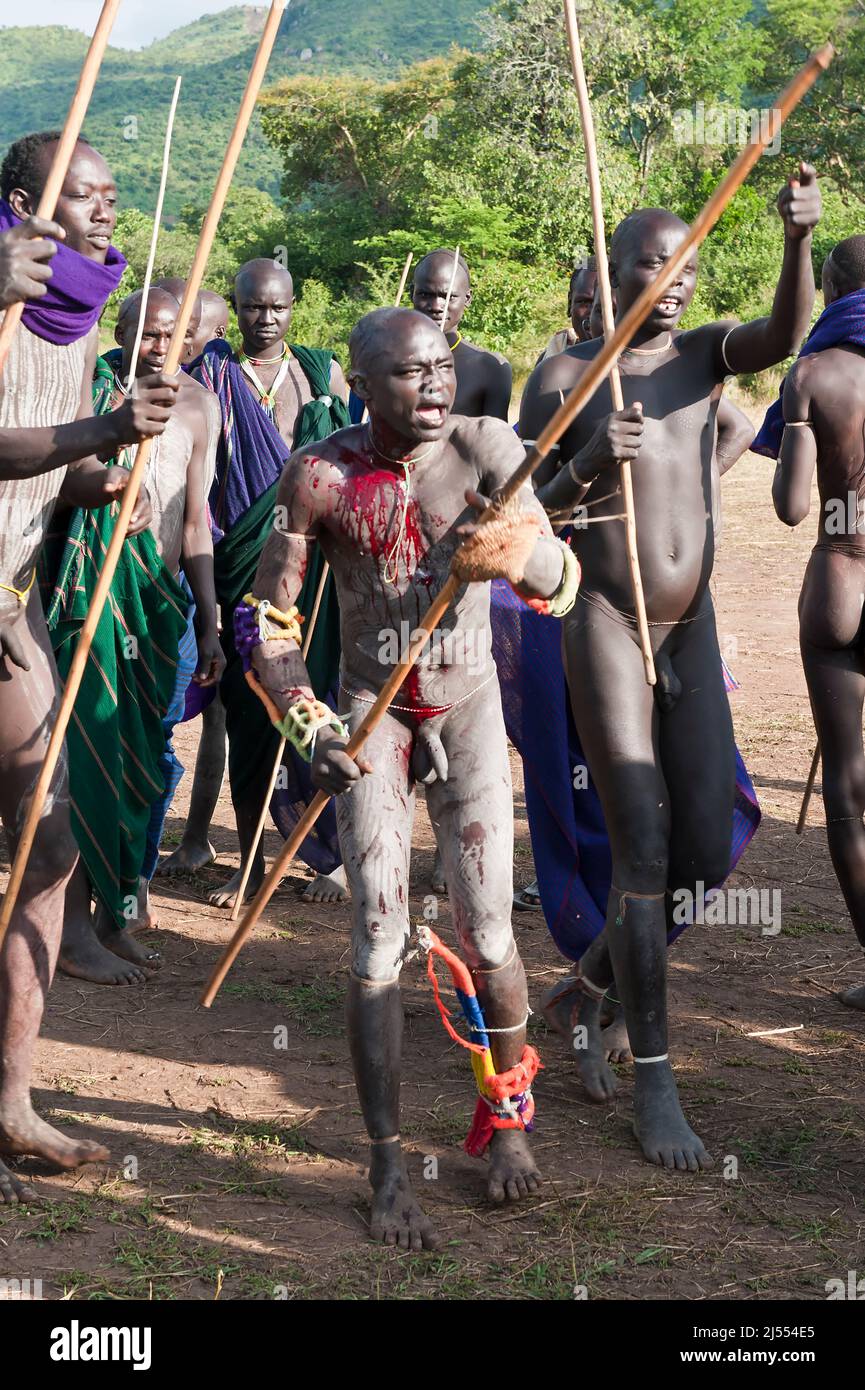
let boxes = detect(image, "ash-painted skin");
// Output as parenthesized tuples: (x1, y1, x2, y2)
(58, 288, 225, 989)
(412, 250, 513, 894)
(772, 239, 865, 1013)
(0, 139, 179, 1201)
(0, 216, 64, 308)
(520, 163, 821, 1173)
(411, 251, 512, 420)
(249, 308, 564, 1248)
(188, 259, 350, 910)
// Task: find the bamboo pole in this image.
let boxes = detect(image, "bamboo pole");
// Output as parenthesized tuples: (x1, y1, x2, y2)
(228, 562, 330, 921)
(563, 0, 655, 685)
(201, 42, 834, 1007)
(796, 742, 821, 835)
(441, 245, 461, 334)
(0, 0, 122, 376)
(228, 249, 416, 918)
(0, 0, 289, 949)
(124, 77, 182, 389)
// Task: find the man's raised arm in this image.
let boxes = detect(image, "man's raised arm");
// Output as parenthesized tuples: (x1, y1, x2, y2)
(713, 163, 820, 378)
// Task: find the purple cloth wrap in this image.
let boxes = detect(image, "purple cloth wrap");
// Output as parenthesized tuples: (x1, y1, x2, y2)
(0, 199, 126, 345)
(752, 287, 865, 458)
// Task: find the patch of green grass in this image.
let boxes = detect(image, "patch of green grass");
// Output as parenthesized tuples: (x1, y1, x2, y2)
(25, 1196, 93, 1244)
(113, 1227, 240, 1299)
(733, 1123, 819, 1177)
(222, 978, 342, 1034)
(782, 1058, 811, 1075)
(182, 1117, 313, 1165)
(781, 919, 845, 938)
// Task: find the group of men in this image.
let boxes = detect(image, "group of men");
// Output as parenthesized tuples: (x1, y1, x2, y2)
(2, 125, 865, 1255)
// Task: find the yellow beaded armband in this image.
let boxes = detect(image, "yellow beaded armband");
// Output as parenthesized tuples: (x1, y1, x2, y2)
(547, 541, 581, 618)
(242, 592, 304, 646)
(275, 696, 350, 762)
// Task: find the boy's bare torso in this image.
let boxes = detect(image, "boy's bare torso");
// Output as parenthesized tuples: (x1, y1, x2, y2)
(539, 327, 724, 619)
(274, 414, 533, 705)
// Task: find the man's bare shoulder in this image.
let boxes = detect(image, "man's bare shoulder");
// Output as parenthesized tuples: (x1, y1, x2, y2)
(448, 413, 521, 472)
(793, 344, 865, 388)
(283, 422, 365, 488)
(461, 339, 510, 369)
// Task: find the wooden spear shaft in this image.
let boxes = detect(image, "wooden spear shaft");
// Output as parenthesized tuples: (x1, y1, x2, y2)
(563, 0, 655, 685)
(0, 0, 122, 377)
(0, 0, 288, 949)
(228, 249, 416, 919)
(796, 742, 821, 835)
(201, 42, 834, 1007)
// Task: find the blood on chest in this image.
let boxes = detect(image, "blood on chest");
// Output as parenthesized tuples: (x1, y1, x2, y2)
(329, 467, 430, 569)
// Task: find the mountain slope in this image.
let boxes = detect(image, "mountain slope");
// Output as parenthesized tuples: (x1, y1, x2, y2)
(0, 2, 487, 216)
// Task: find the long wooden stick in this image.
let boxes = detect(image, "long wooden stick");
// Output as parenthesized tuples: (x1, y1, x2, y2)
(0, 0, 288, 950)
(394, 250, 413, 306)
(796, 742, 821, 835)
(201, 42, 834, 1007)
(563, 0, 655, 686)
(228, 562, 330, 921)
(441, 245, 461, 334)
(125, 77, 182, 389)
(0, 0, 122, 377)
(229, 250, 416, 918)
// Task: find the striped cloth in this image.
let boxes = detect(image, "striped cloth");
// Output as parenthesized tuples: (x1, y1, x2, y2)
(42, 357, 190, 927)
(490, 572, 761, 961)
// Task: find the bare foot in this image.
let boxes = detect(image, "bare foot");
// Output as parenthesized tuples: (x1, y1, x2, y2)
(155, 838, 216, 876)
(59, 915, 148, 986)
(601, 1003, 633, 1063)
(839, 984, 865, 1010)
(430, 847, 447, 895)
(572, 984, 618, 1101)
(0, 1158, 38, 1205)
(487, 1128, 541, 1204)
(541, 975, 579, 1039)
(209, 861, 264, 910)
(0, 1101, 109, 1170)
(302, 864, 349, 903)
(633, 1061, 713, 1172)
(100, 928, 162, 974)
(369, 1144, 439, 1250)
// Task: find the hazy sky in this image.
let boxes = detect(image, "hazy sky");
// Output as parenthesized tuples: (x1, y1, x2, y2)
(0, 1, 247, 49)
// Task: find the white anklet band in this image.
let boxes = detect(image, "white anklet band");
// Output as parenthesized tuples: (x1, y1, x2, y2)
(371, 1134, 400, 1144)
(579, 973, 607, 1000)
(471, 1011, 530, 1035)
(350, 970, 400, 987)
(633, 1053, 669, 1064)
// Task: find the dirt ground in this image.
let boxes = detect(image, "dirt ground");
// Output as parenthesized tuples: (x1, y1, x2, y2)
(2, 415, 865, 1302)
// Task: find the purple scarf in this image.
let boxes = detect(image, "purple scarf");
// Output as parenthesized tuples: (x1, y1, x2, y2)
(752, 288, 865, 459)
(0, 198, 126, 345)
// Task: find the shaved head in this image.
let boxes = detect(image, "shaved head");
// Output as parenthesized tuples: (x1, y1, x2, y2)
(191, 288, 229, 355)
(414, 249, 470, 291)
(348, 306, 455, 445)
(117, 286, 179, 333)
(610, 209, 689, 265)
(826, 235, 865, 294)
(235, 258, 293, 301)
(349, 307, 444, 374)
